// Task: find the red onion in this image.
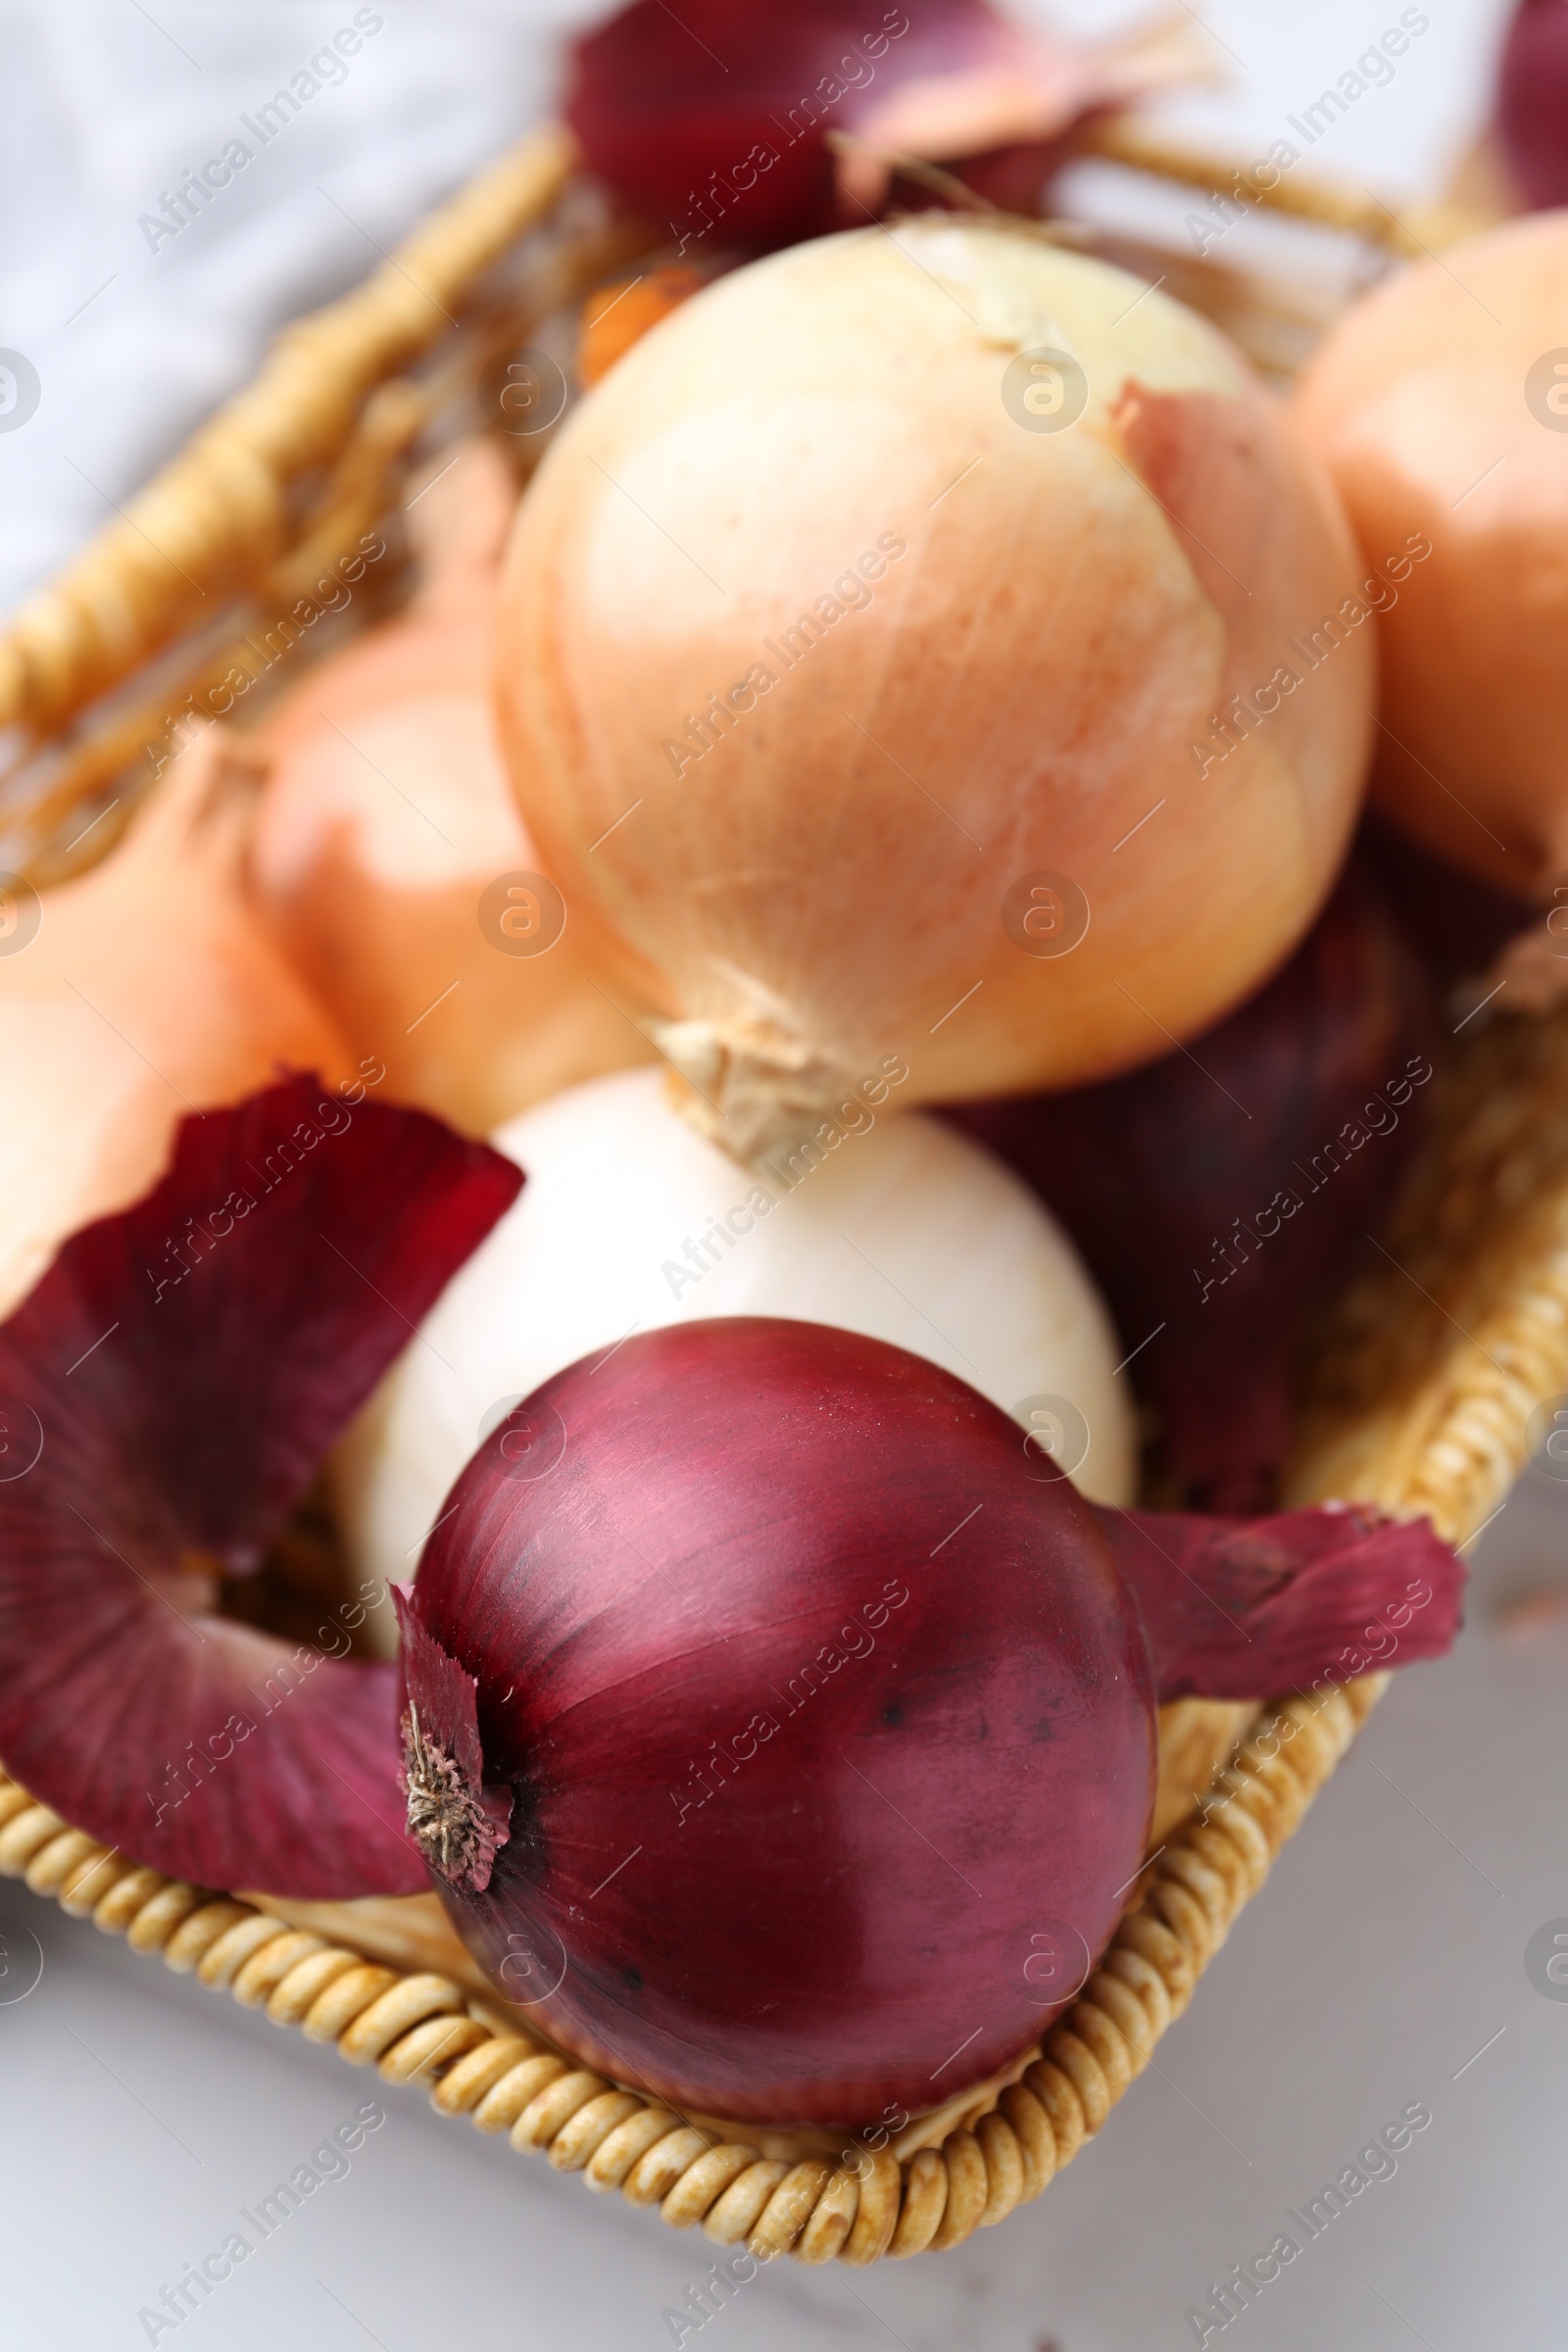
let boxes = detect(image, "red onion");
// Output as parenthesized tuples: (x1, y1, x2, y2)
(950, 858, 1437, 1515)
(0, 1076, 520, 1897)
(1358, 813, 1536, 998)
(564, 0, 1200, 253)
(399, 1317, 1461, 2127)
(1496, 0, 1568, 208)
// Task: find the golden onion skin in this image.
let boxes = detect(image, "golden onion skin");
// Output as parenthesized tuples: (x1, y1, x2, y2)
(498, 221, 1371, 1153)
(1296, 210, 1568, 896)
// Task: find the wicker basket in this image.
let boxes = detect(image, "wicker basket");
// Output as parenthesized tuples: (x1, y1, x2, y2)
(0, 116, 1553, 2268)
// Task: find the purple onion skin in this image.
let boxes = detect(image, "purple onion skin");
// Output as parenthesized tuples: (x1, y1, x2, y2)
(565, 0, 1064, 253)
(405, 1319, 1156, 2130)
(0, 1075, 521, 1898)
(1497, 0, 1568, 208)
(1358, 811, 1535, 993)
(948, 861, 1437, 1514)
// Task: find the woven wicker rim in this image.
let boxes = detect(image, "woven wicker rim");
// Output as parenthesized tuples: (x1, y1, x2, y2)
(4, 1169, 1549, 2272)
(0, 118, 1483, 784)
(0, 1677, 1380, 2264)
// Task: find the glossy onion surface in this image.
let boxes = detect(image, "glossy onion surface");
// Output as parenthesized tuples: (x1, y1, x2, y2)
(403, 1319, 1155, 2128)
(498, 221, 1371, 1156)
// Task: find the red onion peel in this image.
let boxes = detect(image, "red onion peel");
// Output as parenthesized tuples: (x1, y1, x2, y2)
(565, 0, 1206, 253)
(399, 1318, 1461, 2127)
(0, 1075, 521, 1898)
(1496, 0, 1568, 210)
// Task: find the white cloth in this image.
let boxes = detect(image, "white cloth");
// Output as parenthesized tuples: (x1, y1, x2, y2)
(0, 0, 599, 613)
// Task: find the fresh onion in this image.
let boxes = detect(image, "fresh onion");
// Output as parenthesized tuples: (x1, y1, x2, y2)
(0, 1077, 520, 1897)
(497, 220, 1372, 1158)
(332, 1064, 1136, 1627)
(0, 728, 354, 1322)
(253, 439, 651, 1139)
(1497, 0, 1568, 210)
(399, 1316, 1463, 2127)
(565, 0, 1205, 251)
(949, 859, 1436, 1512)
(1294, 212, 1568, 902)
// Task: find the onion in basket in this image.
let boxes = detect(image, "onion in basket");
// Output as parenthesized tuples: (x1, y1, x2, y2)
(1294, 213, 1568, 904)
(948, 858, 1437, 1513)
(330, 1064, 1136, 1620)
(253, 439, 651, 1139)
(497, 220, 1372, 1158)
(398, 1318, 1464, 2127)
(0, 1078, 520, 1898)
(0, 727, 354, 1322)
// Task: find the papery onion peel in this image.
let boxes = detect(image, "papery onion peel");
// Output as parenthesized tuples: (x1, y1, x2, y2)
(498, 220, 1373, 1159)
(0, 1076, 520, 1898)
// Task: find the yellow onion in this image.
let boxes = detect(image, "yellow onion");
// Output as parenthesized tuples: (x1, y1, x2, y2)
(497, 219, 1371, 1159)
(253, 439, 650, 1138)
(1295, 212, 1568, 898)
(0, 728, 353, 1320)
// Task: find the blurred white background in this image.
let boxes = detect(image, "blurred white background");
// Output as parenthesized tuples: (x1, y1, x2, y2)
(3, 4, 1564, 2348)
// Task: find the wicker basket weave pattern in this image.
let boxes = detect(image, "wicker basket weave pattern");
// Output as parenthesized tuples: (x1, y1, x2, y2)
(0, 1675, 1378, 2263)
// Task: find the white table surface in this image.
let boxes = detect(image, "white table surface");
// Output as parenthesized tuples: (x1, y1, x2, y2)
(4, 4, 1563, 2347)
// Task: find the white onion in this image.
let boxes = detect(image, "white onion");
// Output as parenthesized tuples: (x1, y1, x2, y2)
(332, 1066, 1135, 1639)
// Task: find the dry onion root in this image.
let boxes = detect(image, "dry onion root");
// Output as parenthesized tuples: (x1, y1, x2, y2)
(498, 219, 1373, 1161)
